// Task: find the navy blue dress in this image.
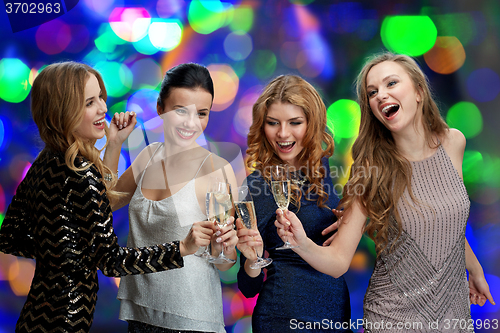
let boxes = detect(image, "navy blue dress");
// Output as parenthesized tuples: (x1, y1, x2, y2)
(237, 160, 352, 332)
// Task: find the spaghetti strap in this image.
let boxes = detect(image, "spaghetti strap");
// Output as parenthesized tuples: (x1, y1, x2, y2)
(207, 153, 229, 183)
(138, 143, 163, 187)
(194, 152, 213, 178)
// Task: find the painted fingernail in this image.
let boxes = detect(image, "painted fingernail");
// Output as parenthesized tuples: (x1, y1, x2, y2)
(215, 231, 221, 236)
(216, 237, 222, 243)
(124, 122, 127, 127)
(119, 125, 123, 129)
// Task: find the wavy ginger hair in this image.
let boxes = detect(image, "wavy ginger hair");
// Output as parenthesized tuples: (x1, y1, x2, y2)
(340, 53, 449, 254)
(31, 61, 121, 205)
(246, 75, 334, 208)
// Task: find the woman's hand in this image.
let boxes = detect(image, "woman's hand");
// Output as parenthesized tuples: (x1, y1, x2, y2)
(274, 209, 307, 248)
(108, 111, 137, 145)
(236, 218, 263, 261)
(321, 208, 342, 246)
(469, 271, 496, 306)
(215, 216, 238, 256)
(180, 220, 216, 256)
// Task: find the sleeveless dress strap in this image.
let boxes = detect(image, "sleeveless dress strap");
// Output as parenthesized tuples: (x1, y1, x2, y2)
(206, 153, 229, 183)
(137, 143, 164, 187)
(193, 152, 213, 178)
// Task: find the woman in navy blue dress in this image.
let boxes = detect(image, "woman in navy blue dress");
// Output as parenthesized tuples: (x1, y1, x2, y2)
(236, 75, 352, 332)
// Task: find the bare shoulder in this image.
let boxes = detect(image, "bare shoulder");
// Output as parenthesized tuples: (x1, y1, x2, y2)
(440, 128, 466, 178)
(441, 128, 466, 159)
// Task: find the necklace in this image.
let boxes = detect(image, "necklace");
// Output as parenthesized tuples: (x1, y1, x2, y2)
(290, 171, 307, 186)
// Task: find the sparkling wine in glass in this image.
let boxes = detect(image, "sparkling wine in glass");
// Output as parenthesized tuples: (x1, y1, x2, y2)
(234, 186, 272, 269)
(206, 179, 236, 264)
(270, 165, 298, 250)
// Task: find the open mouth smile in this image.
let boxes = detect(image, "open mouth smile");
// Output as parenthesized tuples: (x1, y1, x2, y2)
(381, 103, 400, 120)
(176, 128, 196, 139)
(277, 141, 295, 153)
(93, 118, 105, 128)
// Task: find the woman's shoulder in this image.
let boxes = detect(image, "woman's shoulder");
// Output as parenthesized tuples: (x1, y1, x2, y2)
(440, 128, 466, 159)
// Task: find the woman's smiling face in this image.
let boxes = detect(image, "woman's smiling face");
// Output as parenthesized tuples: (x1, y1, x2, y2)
(158, 87, 212, 149)
(264, 102, 307, 169)
(366, 60, 422, 134)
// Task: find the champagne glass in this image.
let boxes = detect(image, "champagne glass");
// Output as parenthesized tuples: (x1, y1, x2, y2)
(234, 186, 273, 269)
(270, 165, 298, 250)
(206, 178, 236, 264)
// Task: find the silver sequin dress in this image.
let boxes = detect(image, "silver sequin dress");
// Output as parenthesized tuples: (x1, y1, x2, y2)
(117, 143, 225, 333)
(363, 145, 473, 333)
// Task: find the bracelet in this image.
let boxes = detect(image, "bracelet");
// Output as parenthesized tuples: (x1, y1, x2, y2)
(104, 171, 118, 181)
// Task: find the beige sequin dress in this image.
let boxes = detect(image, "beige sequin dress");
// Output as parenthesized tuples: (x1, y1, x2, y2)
(363, 145, 473, 333)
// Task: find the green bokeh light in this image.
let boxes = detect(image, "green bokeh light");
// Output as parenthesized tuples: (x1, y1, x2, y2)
(94, 24, 127, 54)
(0, 58, 31, 103)
(253, 50, 276, 80)
(0, 213, 4, 229)
(326, 99, 361, 139)
(289, 0, 315, 4)
(481, 154, 500, 187)
(109, 101, 128, 118)
(381, 16, 437, 56)
(463, 150, 483, 186)
(229, 6, 253, 32)
(94, 61, 133, 98)
(446, 101, 483, 139)
(219, 254, 239, 284)
(188, 0, 230, 35)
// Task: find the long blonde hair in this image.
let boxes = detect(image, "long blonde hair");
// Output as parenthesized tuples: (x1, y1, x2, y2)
(340, 53, 449, 254)
(31, 61, 121, 205)
(246, 75, 334, 208)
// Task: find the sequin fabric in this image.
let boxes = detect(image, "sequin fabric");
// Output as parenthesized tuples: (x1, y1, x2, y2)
(237, 158, 352, 332)
(363, 145, 472, 332)
(0, 151, 184, 333)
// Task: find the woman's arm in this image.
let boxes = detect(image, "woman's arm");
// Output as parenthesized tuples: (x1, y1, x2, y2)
(102, 111, 136, 176)
(0, 178, 35, 258)
(275, 199, 366, 278)
(72, 166, 184, 276)
(465, 238, 495, 306)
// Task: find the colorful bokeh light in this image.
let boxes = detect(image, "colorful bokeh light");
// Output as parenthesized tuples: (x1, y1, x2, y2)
(156, 0, 184, 18)
(94, 61, 133, 98)
(148, 19, 183, 51)
(424, 36, 466, 75)
(463, 150, 483, 187)
(252, 50, 277, 80)
(109, 7, 151, 42)
(446, 102, 483, 139)
(130, 58, 162, 90)
(326, 99, 361, 139)
(8, 259, 35, 296)
(0, 59, 31, 103)
(127, 88, 159, 121)
(224, 31, 253, 61)
(208, 64, 239, 111)
(229, 6, 254, 32)
(188, 0, 231, 35)
(381, 16, 437, 56)
(466, 68, 500, 103)
(35, 19, 71, 55)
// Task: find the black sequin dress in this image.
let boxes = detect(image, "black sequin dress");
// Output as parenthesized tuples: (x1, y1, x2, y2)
(0, 150, 184, 333)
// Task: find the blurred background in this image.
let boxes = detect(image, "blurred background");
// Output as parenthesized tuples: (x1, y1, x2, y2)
(1, 0, 499, 332)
